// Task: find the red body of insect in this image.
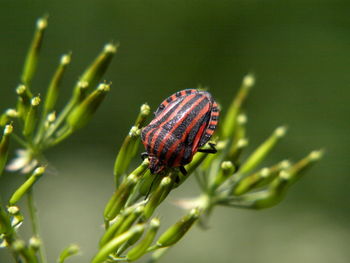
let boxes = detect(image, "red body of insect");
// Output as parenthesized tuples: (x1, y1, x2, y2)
(141, 89, 219, 174)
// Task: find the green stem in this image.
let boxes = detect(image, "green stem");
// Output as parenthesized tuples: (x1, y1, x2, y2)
(27, 189, 47, 263)
(43, 98, 76, 143)
(12, 133, 30, 148)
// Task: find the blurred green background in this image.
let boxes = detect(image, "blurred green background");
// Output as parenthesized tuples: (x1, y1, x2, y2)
(1, 0, 349, 262)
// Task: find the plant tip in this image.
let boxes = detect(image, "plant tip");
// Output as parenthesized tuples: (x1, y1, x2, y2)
(275, 126, 287, 137)
(279, 170, 290, 180)
(6, 109, 18, 118)
(237, 113, 247, 124)
(309, 149, 324, 160)
(7, 205, 20, 215)
(61, 53, 72, 65)
(243, 74, 255, 88)
(37, 17, 48, 29)
(34, 166, 46, 175)
(97, 83, 110, 92)
(104, 43, 117, 53)
(150, 218, 161, 228)
(31, 96, 41, 106)
(260, 168, 270, 177)
(4, 124, 13, 135)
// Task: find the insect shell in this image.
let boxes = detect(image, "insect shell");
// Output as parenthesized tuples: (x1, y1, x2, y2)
(141, 89, 220, 175)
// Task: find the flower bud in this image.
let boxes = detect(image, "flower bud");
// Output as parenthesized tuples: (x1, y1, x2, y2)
(116, 206, 144, 236)
(43, 53, 72, 115)
(127, 218, 160, 261)
(286, 149, 324, 185)
(9, 166, 45, 205)
(134, 103, 151, 128)
(211, 161, 236, 190)
(0, 124, 13, 176)
(16, 84, 32, 119)
(233, 168, 271, 195)
(29, 236, 41, 251)
(21, 16, 48, 86)
(143, 176, 173, 219)
(92, 224, 144, 263)
(23, 96, 41, 137)
(58, 244, 80, 263)
(104, 173, 138, 221)
(73, 43, 117, 97)
(113, 126, 143, 186)
(99, 211, 131, 247)
(239, 126, 287, 174)
(221, 73, 254, 139)
(67, 83, 110, 131)
(156, 208, 199, 247)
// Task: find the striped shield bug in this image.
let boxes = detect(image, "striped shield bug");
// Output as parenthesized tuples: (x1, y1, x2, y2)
(141, 89, 220, 175)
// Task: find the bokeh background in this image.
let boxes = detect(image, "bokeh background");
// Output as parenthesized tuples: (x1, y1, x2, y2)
(0, 0, 349, 262)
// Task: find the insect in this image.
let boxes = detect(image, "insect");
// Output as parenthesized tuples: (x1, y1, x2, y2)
(141, 89, 220, 175)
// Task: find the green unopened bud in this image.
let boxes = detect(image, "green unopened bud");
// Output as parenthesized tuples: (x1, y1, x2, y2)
(114, 126, 143, 185)
(0, 124, 13, 176)
(58, 244, 80, 263)
(73, 43, 117, 97)
(156, 208, 199, 247)
(76, 81, 89, 102)
(233, 168, 271, 196)
(29, 236, 41, 251)
(7, 205, 23, 229)
(21, 16, 48, 85)
(116, 206, 144, 236)
(221, 73, 254, 139)
(7, 206, 19, 215)
(127, 218, 160, 261)
(230, 170, 291, 209)
(13, 239, 26, 252)
(9, 166, 45, 205)
(138, 170, 161, 196)
(92, 224, 144, 263)
(144, 177, 173, 219)
(0, 109, 18, 127)
(13, 239, 37, 263)
(43, 53, 72, 115)
(67, 83, 110, 130)
(212, 161, 236, 190)
(23, 96, 41, 137)
(253, 160, 291, 188)
(104, 173, 138, 221)
(0, 206, 12, 235)
(287, 149, 324, 185)
(16, 84, 32, 119)
(100, 211, 131, 247)
(227, 138, 249, 163)
(134, 103, 151, 128)
(239, 126, 287, 174)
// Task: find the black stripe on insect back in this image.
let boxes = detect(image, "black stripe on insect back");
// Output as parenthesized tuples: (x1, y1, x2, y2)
(171, 97, 210, 140)
(147, 93, 203, 154)
(150, 95, 204, 157)
(161, 98, 211, 166)
(180, 112, 211, 164)
(158, 101, 209, 165)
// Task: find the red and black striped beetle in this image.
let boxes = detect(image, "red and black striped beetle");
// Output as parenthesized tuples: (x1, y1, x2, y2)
(141, 89, 220, 175)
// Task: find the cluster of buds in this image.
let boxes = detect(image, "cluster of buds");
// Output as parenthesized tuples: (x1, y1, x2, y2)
(0, 16, 117, 175)
(0, 16, 116, 263)
(93, 74, 323, 262)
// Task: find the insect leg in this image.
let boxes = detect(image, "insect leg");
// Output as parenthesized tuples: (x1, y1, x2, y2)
(197, 142, 217, 154)
(179, 166, 187, 176)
